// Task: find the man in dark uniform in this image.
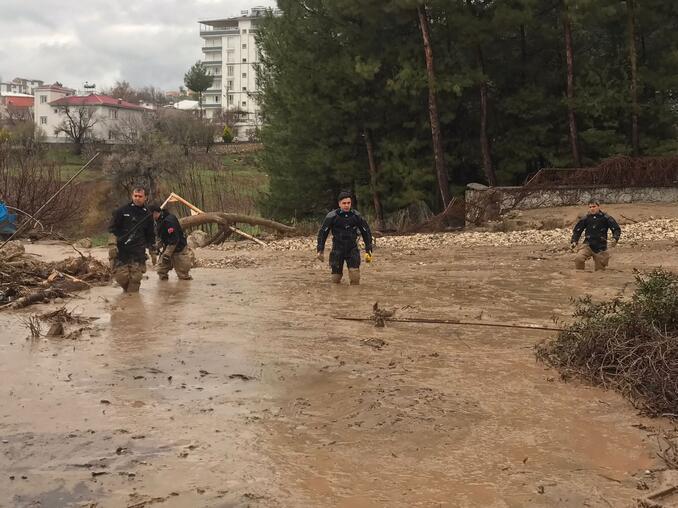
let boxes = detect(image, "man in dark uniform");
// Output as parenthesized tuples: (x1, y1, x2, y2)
(109, 187, 155, 292)
(571, 199, 622, 271)
(316, 191, 373, 285)
(148, 204, 194, 280)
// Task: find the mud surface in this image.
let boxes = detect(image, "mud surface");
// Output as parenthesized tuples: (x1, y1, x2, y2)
(2, 225, 678, 507)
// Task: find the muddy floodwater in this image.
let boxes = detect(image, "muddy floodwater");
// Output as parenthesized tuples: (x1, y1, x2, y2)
(1, 239, 677, 507)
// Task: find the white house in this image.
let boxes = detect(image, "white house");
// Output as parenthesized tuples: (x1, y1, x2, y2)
(199, 6, 278, 140)
(34, 85, 147, 143)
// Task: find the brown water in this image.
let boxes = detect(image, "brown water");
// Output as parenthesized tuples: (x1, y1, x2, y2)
(1, 241, 676, 507)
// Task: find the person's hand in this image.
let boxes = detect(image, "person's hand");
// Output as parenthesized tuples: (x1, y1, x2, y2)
(160, 253, 171, 264)
(365, 252, 372, 263)
(610, 239, 618, 248)
(570, 242, 577, 251)
(317, 251, 324, 262)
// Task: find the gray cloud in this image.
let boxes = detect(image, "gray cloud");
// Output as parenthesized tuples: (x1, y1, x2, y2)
(0, 0, 277, 91)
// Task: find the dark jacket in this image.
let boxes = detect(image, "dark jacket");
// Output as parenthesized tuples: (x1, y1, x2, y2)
(155, 211, 187, 253)
(317, 208, 373, 253)
(571, 211, 621, 253)
(109, 202, 155, 264)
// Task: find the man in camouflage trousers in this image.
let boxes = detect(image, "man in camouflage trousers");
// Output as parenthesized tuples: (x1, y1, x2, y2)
(109, 187, 156, 292)
(148, 204, 194, 280)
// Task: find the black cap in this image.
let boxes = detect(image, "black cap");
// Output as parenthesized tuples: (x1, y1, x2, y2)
(337, 191, 352, 202)
(147, 203, 162, 213)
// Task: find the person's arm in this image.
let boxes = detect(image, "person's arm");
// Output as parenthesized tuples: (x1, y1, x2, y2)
(108, 207, 123, 238)
(571, 216, 587, 244)
(144, 212, 156, 249)
(607, 215, 621, 242)
(357, 214, 373, 253)
(317, 212, 335, 253)
(160, 216, 181, 258)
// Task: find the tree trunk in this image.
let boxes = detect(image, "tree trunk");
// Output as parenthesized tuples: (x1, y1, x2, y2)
(363, 127, 385, 230)
(477, 46, 497, 186)
(562, 1, 582, 167)
(626, 0, 640, 155)
(417, 4, 451, 208)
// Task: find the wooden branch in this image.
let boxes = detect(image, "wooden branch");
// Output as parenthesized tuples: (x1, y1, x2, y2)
(179, 212, 295, 233)
(334, 316, 564, 332)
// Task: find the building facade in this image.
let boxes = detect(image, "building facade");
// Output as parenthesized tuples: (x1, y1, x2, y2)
(0, 78, 44, 95)
(34, 85, 146, 144)
(199, 6, 274, 140)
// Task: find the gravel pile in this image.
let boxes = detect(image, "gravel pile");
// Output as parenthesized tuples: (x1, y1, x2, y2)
(207, 218, 678, 252)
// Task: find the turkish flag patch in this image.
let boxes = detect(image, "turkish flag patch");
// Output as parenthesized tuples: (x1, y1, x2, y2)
(167, 227, 174, 233)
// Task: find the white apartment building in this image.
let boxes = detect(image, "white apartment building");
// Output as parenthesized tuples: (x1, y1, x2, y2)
(0, 77, 44, 95)
(199, 6, 274, 140)
(34, 84, 146, 144)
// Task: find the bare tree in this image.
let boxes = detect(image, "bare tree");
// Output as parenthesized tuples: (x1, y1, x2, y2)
(54, 106, 99, 154)
(561, 0, 582, 167)
(417, 4, 451, 207)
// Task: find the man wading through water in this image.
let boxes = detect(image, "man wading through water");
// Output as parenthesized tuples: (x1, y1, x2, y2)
(570, 199, 622, 271)
(108, 187, 156, 292)
(316, 191, 373, 285)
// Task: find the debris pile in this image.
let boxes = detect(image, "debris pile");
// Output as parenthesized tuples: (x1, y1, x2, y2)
(0, 241, 110, 309)
(193, 256, 258, 269)
(536, 269, 678, 416)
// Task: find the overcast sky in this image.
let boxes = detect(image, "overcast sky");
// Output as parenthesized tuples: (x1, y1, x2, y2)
(0, 0, 277, 92)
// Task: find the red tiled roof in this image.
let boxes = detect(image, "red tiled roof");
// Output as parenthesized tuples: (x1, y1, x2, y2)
(5, 96, 33, 108)
(49, 94, 145, 111)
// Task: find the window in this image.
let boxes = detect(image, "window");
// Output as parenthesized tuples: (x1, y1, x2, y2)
(242, 101, 247, 107)
(227, 65, 234, 77)
(53, 109, 58, 114)
(108, 131, 115, 140)
(40, 95, 47, 104)
(215, 95, 220, 103)
(242, 73, 247, 78)
(40, 116, 47, 125)
(108, 109, 118, 119)
(226, 80, 233, 90)
(242, 29, 247, 34)
(242, 44, 247, 49)
(242, 86, 247, 91)
(242, 58, 247, 63)
(227, 95, 233, 104)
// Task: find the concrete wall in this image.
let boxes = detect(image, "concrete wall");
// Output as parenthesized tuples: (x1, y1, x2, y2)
(465, 184, 678, 225)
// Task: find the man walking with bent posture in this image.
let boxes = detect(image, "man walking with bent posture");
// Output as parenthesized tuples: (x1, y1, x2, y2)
(571, 200, 622, 271)
(317, 191, 373, 285)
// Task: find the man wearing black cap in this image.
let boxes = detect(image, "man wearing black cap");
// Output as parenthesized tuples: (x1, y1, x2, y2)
(148, 204, 194, 280)
(570, 199, 622, 271)
(316, 191, 373, 285)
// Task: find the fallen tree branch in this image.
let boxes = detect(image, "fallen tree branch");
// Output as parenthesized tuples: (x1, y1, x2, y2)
(179, 212, 295, 234)
(334, 315, 564, 332)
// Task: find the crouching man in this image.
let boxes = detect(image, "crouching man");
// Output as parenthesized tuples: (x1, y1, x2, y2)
(109, 186, 156, 292)
(316, 191, 373, 285)
(570, 199, 622, 271)
(148, 204, 194, 280)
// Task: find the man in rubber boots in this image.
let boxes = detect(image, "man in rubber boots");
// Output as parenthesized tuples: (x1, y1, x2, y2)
(109, 186, 156, 292)
(148, 204, 194, 281)
(570, 199, 622, 271)
(316, 191, 373, 285)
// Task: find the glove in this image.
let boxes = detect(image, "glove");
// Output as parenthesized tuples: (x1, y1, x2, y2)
(570, 242, 577, 251)
(317, 251, 324, 262)
(610, 239, 618, 248)
(365, 252, 372, 263)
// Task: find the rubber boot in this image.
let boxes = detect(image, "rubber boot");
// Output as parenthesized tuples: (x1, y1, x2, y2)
(331, 273, 342, 284)
(348, 268, 360, 285)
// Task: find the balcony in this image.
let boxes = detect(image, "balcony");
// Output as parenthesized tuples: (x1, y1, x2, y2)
(202, 46, 222, 52)
(203, 60, 222, 66)
(200, 24, 239, 36)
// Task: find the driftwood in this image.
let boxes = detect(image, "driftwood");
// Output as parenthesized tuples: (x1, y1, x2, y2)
(179, 212, 295, 234)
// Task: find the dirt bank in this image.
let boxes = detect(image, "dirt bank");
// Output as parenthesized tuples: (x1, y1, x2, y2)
(1, 212, 678, 507)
